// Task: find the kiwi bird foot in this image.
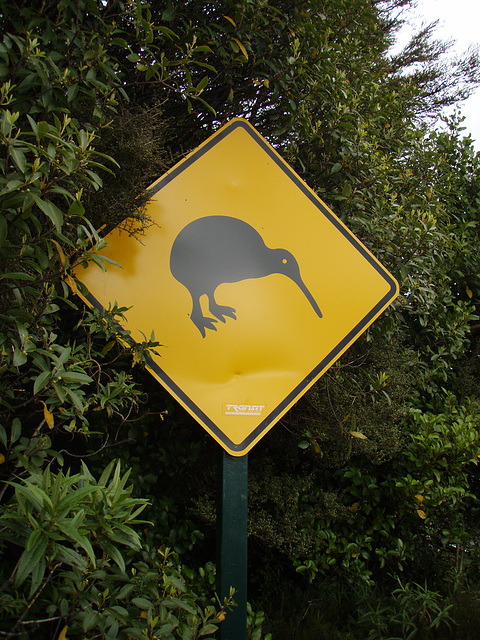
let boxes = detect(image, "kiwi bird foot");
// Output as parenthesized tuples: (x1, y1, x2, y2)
(209, 303, 236, 324)
(191, 311, 218, 338)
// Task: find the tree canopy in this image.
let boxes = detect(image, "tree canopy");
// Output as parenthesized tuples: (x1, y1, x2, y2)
(1, 1, 480, 638)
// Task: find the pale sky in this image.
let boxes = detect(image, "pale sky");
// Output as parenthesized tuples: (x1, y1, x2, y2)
(393, 0, 480, 149)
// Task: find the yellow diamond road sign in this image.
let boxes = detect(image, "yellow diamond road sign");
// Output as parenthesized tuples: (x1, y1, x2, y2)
(74, 118, 399, 456)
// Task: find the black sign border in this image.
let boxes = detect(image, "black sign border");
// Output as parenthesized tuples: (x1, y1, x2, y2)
(81, 119, 398, 455)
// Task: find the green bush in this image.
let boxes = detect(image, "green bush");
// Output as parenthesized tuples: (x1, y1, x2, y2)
(2, 1, 480, 637)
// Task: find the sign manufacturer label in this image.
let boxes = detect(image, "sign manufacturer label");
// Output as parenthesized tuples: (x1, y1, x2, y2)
(224, 405, 266, 417)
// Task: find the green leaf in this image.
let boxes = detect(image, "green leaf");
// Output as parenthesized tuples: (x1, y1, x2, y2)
(68, 200, 85, 217)
(56, 544, 89, 570)
(164, 574, 186, 592)
(67, 83, 79, 102)
(26, 114, 38, 136)
(15, 534, 48, 587)
(30, 553, 46, 596)
(57, 485, 97, 511)
(53, 381, 67, 403)
(60, 371, 93, 384)
(124, 502, 149, 523)
(98, 460, 116, 487)
(64, 387, 85, 412)
(14, 482, 53, 511)
(342, 182, 352, 198)
(331, 162, 342, 174)
(192, 61, 217, 72)
(78, 129, 89, 150)
(11, 418, 21, 444)
(107, 528, 142, 550)
(131, 597, 153, 610)
(167, 596, 196, 614)
(82, 609, 100, 632)
(37, 121, 50, 139)
(158, 26, 179, 39)
(195, 96, 216, 116)
(62, 155, 79, 174)
(192, 45, 214, 54)
(199, 624, 219, 636)
(13, 346, 27, 367)
(53, 346, 72, 368)
(34, 370, 52, 394)
(161, 7, 175, 21)
(0, 179, 23, 195)
(85, 169, 103, 189)
(26, 527, 44, 552)
(10, 147, 26, 173)
(196, 76, 209, 93)
(57, 521, 96, 566)
(116, 584, 135, 600)
(101, 339, 116, 356)
(31, 194, 63, 231)
(34, 245, 49, 269)
(1, 272, 36, 281)
(109, 604, 129, 618)
(111, 38, 129, 47)
(0, 424, 7, 448)
(104, 543, 126, 572)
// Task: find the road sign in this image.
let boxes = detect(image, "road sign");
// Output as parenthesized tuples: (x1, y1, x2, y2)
(74, 118, 398, 456)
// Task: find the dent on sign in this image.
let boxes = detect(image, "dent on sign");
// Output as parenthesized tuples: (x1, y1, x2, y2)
(73, 118, 398, 456)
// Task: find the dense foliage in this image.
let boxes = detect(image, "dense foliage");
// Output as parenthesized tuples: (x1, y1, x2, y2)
(1, 1, 480, 638)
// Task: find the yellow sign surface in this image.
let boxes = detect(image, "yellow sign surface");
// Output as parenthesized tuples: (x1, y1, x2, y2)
(74, 119, 398, 456)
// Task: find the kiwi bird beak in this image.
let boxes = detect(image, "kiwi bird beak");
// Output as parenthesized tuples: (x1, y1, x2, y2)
(295, 277, 323, 319)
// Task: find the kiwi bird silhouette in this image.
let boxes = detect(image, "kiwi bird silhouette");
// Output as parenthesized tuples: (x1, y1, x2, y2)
(170, 215, 323, 338)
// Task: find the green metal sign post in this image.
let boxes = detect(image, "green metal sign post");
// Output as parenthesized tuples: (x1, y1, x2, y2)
(217, 451, 248, 640)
